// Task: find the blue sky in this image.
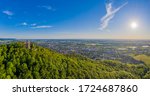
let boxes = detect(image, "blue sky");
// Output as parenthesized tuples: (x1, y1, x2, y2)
(0, 0, 150, 39)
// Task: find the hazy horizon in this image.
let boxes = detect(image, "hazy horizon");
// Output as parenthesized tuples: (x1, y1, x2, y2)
(1, 37, 150, 40)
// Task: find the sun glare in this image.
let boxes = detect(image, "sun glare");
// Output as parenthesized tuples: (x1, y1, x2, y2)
(130, 22, 138, 29)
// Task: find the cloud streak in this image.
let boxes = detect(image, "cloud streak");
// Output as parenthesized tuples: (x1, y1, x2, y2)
(100, 1, 128, 30)
(42, 6, 52, 10)
(32, 25, 52, 29)
(20, 22, 52, 29)
(21, 22, 37, 26)
(21, 22, 28, 26)
(39, 5, 55, 11)
(2, 10, 14, 16)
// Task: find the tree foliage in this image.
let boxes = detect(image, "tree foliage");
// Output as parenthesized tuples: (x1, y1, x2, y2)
(0, 42, 149, 79)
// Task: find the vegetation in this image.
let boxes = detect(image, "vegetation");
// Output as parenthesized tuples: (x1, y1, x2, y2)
(0, 42, 149, 79)
(134, 55, 150, 67)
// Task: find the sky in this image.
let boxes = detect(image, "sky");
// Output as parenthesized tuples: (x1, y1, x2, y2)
(0, 0, 150, 39)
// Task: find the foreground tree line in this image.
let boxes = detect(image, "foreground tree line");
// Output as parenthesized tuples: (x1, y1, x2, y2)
(0, 42, 150, 79)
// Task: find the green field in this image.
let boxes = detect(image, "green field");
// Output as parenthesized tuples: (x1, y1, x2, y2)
(134, 55, 150, 67)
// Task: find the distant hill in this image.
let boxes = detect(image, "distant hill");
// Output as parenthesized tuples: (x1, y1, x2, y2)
(0, 42, 149, 79)
(0, 38, 16, 40)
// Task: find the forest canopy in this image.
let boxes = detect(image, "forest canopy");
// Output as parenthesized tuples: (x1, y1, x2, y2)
(0, 42, 149, 79)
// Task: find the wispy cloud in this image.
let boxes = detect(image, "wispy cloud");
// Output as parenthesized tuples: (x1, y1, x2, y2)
(100, 1, 128, 30)
(21, 22, 28, 26)
(20, 22, 52, 29)
(42, 6, 52, 10)
(32, 25, 52, 29)
(39, 5, 55, 11)
(20, 22, 37, 26)
(31, 23, 37, 26)
(2, 10, 14, 16)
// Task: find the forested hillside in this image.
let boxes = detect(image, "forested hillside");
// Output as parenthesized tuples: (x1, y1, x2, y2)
(0, 42, 149, 79)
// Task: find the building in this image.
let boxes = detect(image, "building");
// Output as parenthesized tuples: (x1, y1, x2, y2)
(26, 40, 31, 49)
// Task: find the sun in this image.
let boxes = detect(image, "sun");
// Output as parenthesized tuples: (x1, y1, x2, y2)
(130, 22, 138, 29)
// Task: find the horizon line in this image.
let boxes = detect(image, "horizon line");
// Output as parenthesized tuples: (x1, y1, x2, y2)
(0, 38, 150, 40)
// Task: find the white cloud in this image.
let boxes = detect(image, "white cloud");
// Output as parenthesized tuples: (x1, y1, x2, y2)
(3, 10, 14, 16)
(21, 22, 38, 26)
(31, 23, 37, 26)
(100, 1, 128, 30)
(39, 5, 55, 11)
(21, 22, 28, 26)
(20, 22, 52, 29)
(42, 6, 52, 10)
(32, 25, 52, 29)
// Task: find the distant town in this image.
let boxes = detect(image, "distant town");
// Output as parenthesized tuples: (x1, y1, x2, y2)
(1, 39, 150, 64)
